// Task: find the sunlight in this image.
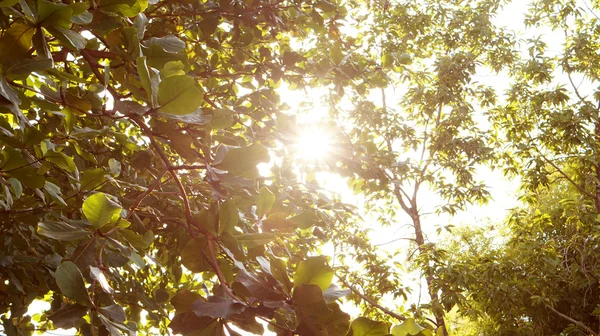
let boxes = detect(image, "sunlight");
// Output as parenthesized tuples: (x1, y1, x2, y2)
(294, 126, 333, 162)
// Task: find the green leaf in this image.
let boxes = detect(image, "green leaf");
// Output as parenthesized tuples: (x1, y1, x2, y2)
(47, 304, 87, 329)
(38, 221, 91, 241)
(80, 168, 108, 191)
(323, 284, 351, 303)
(218, 200, 238, 235)
(137, 56, 156, 107)
(37, 0, 73, 29)
(0, 23, 35, 67)
(157, 75, 203, 115)
(256, 186, 275, 219)
(271, 257, 293, 294)
(45, 150, 76, 172)
(82, 193, 122, 229)
(7, 178, 22, 199)
(5, 59, 53, 79)
(181, 238, 211, 273)
(47, 27, 86, 50)
(0, 0, 19, 7)
(349, 317, 389, 336)
(55, 261, 92, 306)
(235, 232, 277, 248)
(98, 0, 147, 17)
(391, 319, 426, 336)
(215, 144, 270, 174)
(108, 159, 121, 176)
(293, 256, 334, 291)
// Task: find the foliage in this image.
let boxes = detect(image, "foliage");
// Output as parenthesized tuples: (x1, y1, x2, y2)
(0, 0, 432, 334)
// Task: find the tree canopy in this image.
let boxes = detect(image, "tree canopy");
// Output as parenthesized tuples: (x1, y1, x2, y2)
(1, 0, 600, 335)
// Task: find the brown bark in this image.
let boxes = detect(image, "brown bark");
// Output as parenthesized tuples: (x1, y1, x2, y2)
(410, 209, 448, 336)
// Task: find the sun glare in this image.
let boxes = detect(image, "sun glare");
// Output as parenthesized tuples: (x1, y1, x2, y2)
(295, 127, 333, 162)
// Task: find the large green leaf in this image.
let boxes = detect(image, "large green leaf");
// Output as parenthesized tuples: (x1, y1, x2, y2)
(158, 75, 203, 115)
(214, 144, 270, 174)
(37, 0, 73, 29)
(391, 319, 429, 336)
(293, 256, 334, 291)
(48, 304, 87, 328)
(349, 317, 389, 336)
(82, 193, 122, 229)
(55, 261, 92, 306)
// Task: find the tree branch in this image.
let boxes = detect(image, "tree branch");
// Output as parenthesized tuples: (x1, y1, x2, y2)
(338, 277, 406, 321)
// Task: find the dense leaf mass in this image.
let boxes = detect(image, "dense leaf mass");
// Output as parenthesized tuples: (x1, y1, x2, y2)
(1, 0, 599, 335)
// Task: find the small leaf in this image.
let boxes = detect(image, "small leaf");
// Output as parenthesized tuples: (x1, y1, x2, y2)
(82, 193, 122, 229)
(256, 186, 275, 218)
(44, 181, 67, 206)
(108, 159, 121, 176)
(158, 75, 203, 115)
(55, 261, 92, 306)
(7, 178, 22, 199)
(293, 256, 334, 291)
(90, 266, 113, 294)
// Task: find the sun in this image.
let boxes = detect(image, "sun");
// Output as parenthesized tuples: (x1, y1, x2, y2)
(294, 126, 333, 162)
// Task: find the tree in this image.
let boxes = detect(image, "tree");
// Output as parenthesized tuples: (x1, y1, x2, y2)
(315, 0, 516, 334)
(0, 0, 437, 334)
(438, 1, 600, 335)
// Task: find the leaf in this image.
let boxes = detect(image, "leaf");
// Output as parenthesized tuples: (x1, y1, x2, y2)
(47, 27, 86, 50)
(55, 261, 92, 306)
(218, 200, 238, 235)
(98, 0, 148, 17)
(235, 232, 277, 248)
(137, 56, 156, 106)
(99, 304, 126, 323)
(180, 237, 211, 273)
(192, 297, 246, 319)
(37, 0, 73, 29)
(38, 221, 91, 241)
(0, 77, 30, 126)
(349, 317, 389, 336)
(289, 211, 318, 229)
(5, 59, 53, 79)
(44, 150, 76, 172)
(44, 181, 67, 206)
(7, 178, 22, 199)
(48, 304, 87, 328)
(0, 0, 19, 7)
(0, 23, 35, 67)
(256, 186, 275, 218)
(172, 290, 203, 313)
(323, 284, 351, 303)
(270, 257, 293, 294)
(108, 158, 121, 176)
(293, 256, 334, 291)
(170, 313, 223, 336)
(82, 193, 122, 229)
(391, 319, 426, 336)
(158, 75, 203, 115)
(80, 168, 108, 190)
(144, 35, 186, 53)
(90, 266, 113, 294)
(214, 143, 270, 174)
